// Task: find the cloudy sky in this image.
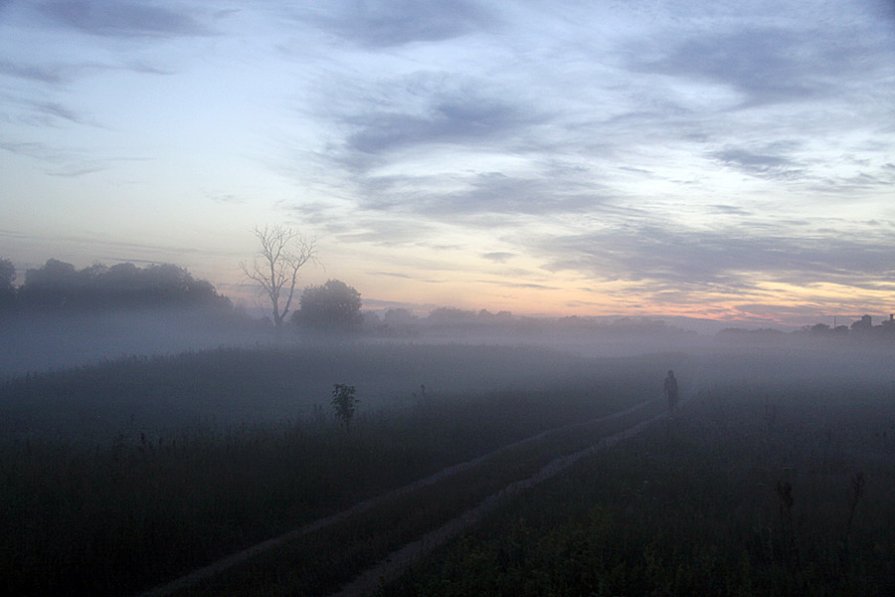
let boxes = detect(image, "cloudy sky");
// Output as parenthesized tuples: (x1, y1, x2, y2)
(1, 0, 893, 326)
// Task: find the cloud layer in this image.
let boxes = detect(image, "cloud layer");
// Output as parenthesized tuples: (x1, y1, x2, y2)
(1, 0, 893, 324)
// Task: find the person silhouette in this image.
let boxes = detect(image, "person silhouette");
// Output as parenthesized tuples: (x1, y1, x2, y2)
(664, 370, 679, 412)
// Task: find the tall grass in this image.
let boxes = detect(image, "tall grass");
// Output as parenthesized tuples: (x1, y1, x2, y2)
(387, 381, 895, 596)
(0, 344, 661, 595)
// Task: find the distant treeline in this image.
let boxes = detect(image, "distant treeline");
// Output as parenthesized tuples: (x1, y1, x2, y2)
(368, 306, 697, 337)
(720, 314, 895, 343)
(0, 257, 230, 313)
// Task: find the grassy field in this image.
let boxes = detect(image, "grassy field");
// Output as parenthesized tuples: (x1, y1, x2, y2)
(170, 399, 661, 596)
(7, 342, 889, 595)
(0, 343, 674, 595)
(0, 342, 681, 437)
(386, 379, 895, 596)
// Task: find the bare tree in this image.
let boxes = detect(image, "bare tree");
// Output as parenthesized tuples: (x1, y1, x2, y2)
(242, 225, 316, 327)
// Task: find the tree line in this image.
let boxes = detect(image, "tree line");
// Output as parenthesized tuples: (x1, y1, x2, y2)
(0, 254, 364, 331)
(0, 258, 230, 313)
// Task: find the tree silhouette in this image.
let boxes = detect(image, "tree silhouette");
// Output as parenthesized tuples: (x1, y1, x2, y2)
(294, 279, 362, 330)
(242, 225, 316, 328)
(15, 258, 228, 311)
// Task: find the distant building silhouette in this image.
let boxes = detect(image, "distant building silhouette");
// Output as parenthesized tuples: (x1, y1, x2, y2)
(851, 315, 872, 331)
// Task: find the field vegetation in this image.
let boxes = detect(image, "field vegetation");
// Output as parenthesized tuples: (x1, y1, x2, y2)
(386, 378, 895, 596)
(4, 339, 891, 596)
(0, 343, 673, 595)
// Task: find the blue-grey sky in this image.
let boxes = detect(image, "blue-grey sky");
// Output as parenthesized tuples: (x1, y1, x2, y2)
(1, 1, 893, 326)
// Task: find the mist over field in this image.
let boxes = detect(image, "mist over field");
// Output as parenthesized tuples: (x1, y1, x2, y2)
(2, 309, 894, 595)
(0, 307, 264, 377)
(2, 278, 894, 595)
(2, 301, 893, 440)
(0, 311, 688, 378)
(1, 0, 894, 592)
(4, 294, 892, 379)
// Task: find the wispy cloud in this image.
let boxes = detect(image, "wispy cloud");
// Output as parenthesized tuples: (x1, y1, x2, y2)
(416, 172, 606, 219)
(478, 279, 559, 291)
(712, 147, 803, 180)
(26, 100, 98, 127)
(308, 0, 495, 48)
(347, 170, 610, 223)
(0, 61, 65, 83)
(532, 219, 895, 302)
(208, 193, 246, 205)
(2, 0, 893, 323)
(0, 59, 175, 87)
(40, 0, 213, 38)
(481, 252, 515, 263)
(629, 25, 889, 107)
(0, 139, 148, 177)
(345, 96, 542, 156)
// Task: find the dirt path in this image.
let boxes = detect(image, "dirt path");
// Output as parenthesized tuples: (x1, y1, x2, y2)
(138, 400, 654, 597)
(329, 408, 670, 596)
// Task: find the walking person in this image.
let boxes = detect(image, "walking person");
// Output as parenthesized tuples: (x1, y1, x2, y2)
(664, 370, 679, 413)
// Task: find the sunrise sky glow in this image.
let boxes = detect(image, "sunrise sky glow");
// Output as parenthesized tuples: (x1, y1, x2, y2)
(2, 1, 894, 327)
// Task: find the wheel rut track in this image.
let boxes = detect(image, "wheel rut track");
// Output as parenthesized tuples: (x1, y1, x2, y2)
(140, 400, 662, 597)
(330, 405, 671, 596)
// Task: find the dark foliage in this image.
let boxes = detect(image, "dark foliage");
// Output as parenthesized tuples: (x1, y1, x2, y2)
(8, 258, 230, 312)
(294, 279, 362, 330)
(388, 383, 895, 597)
(331, 383, 359, 430)
(0, 344, 651, 595)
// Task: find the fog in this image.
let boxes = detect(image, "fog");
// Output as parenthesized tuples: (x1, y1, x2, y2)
(2, 304, 892, 441)
(3, 304, 894, 597)
(3, 0, 893, 591)
(0, 307, 269, 378)
(3, 304, 892, 382)
(3, 304, 891, 373)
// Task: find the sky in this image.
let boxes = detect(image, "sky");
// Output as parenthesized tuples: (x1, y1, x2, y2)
(1, 0, 893, 328)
